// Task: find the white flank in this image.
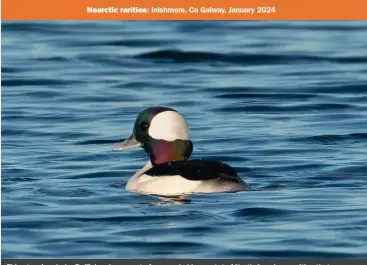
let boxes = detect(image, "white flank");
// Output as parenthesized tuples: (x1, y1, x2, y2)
(134, 174, 202, 196)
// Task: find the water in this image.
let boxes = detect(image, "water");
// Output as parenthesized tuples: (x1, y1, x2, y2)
(2, 21, 367, 258)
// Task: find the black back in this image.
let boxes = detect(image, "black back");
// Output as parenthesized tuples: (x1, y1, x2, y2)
(144, 159, 242, 183)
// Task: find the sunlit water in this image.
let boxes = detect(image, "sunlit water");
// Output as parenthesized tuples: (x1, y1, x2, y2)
(2, 21, 367, 258)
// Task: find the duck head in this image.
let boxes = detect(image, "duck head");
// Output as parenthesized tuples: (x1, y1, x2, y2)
(113, 107, 193, 165)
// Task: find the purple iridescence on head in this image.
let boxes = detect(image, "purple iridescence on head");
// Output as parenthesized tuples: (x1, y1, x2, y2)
(148, 139, 193, 165)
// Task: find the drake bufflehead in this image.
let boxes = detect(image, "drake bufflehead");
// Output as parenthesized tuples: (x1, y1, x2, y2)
(113, 107, 249, 196)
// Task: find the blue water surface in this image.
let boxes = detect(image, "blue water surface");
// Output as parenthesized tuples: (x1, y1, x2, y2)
(2, 21, 367, 258)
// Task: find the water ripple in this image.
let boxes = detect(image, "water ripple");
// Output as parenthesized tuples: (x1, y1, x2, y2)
(2, 20, 367, 259)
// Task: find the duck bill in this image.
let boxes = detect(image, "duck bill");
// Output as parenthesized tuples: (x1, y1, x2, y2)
(112, 134, 142, 151)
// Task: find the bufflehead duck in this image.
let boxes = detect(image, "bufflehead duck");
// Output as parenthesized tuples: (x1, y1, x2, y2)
(113, 107, 249, 196)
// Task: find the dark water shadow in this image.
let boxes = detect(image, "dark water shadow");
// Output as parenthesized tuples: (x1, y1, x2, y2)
(147, 195, 192, 206)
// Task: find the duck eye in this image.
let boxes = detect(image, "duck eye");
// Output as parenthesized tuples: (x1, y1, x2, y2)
(141, 121, 149, 132)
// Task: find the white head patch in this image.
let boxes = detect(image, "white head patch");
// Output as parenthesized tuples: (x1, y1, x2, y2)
(148, 111, 189, 141)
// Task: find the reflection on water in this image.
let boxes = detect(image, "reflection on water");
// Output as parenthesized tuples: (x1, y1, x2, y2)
(148, 195, 192, 206)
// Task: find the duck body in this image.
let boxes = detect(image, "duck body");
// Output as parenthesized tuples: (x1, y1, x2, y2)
(113, 107, 249, 196)
(126, 159, 249, 196)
